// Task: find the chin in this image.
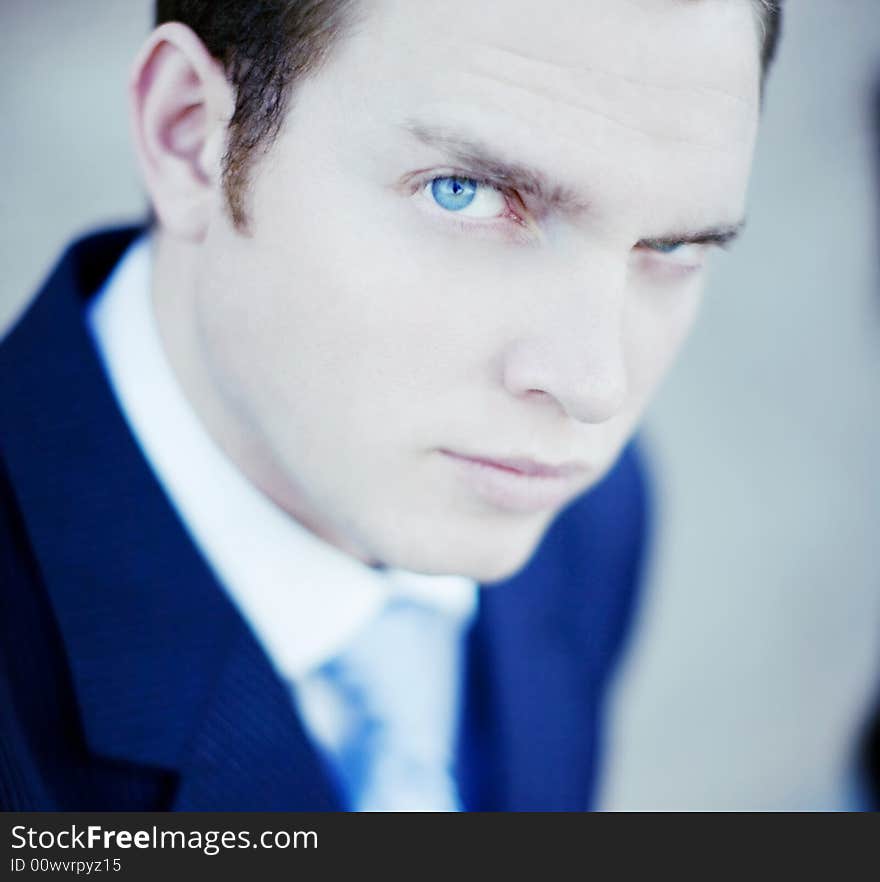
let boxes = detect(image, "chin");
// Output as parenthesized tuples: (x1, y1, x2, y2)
(369, 515, 551, 585)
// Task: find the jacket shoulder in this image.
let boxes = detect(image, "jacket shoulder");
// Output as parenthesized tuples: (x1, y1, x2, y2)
(552, 439, 653, 681)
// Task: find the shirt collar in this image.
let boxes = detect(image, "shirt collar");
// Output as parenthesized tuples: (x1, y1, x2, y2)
(86, 234, 476, 681)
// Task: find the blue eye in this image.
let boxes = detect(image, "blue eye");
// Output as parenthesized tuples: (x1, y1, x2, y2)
(430, 176, 478, 211)
(649, 242, 683, 254)
(639, 239, 705, 269)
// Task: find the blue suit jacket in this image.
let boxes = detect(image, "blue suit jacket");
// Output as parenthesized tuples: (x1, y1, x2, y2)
(0, 227, 650, 811)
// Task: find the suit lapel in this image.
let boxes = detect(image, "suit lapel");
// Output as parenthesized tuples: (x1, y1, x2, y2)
(459, 509, 597, 812)
(170, 628, 342, 810)
(0, 229, 342, 810)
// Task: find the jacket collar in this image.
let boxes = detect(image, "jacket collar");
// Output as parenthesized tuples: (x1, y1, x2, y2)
(1, 228, 646, 810)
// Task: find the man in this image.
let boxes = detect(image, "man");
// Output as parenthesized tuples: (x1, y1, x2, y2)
(0, 0, 782, 811)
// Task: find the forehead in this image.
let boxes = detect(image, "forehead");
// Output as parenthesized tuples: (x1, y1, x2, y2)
(300, 0, 761, 229)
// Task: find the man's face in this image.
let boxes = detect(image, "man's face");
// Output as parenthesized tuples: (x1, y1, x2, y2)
(189, 0, 760, 581)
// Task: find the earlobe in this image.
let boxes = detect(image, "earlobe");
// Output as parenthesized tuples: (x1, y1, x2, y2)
(129, 23, 234, 241)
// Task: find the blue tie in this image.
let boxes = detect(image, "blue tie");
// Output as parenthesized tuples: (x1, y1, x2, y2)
(315, 596, 466, 812)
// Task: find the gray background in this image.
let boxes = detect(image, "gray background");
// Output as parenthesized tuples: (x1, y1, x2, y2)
(2, 1, 879, 809)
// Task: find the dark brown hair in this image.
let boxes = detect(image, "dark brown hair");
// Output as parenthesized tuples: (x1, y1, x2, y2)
(155, 0, 358, 227)
(155, 0, 783, 228)
(756, 0, 784, 73)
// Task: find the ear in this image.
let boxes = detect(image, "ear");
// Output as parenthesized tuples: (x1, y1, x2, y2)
(129, 22, 235, 241)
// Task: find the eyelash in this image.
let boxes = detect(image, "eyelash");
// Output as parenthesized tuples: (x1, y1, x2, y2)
(411, 172, 720, 269)
(414, 173, 527, 227)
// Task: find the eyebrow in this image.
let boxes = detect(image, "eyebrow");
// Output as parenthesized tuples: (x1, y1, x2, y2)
(404, 121, 589, 213)
(639, 221, 745, 250)
(403, 121, 745, 247)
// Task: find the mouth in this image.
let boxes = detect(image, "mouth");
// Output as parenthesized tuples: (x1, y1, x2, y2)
(438, 448, 590, 514)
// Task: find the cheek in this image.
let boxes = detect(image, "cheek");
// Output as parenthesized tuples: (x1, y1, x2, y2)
(199, 191, 506, 454)
(624, 277, 704, 404)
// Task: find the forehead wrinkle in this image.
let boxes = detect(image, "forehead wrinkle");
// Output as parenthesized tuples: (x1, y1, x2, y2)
(459, 67, 753, 152)
(479, 42, 757, 110)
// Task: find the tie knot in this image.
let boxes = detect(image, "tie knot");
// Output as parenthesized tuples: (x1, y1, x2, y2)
(325, 598, 459, 753)
(311, 596, 469, 811)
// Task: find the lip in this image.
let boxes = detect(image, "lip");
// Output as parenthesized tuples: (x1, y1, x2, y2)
(439, 449, 589, 514)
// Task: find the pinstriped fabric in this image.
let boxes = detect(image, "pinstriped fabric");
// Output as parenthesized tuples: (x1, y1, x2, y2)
(0, 457, 176, 811)
(170, 630, 342, 811)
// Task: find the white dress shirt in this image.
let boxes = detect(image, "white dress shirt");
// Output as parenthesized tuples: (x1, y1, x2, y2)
(86, 234, 477, 809)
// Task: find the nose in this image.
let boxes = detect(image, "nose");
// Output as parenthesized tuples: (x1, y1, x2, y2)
(500, 262, 629, 425)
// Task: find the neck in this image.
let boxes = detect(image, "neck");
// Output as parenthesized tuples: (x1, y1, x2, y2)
(149, 227, 379, 567)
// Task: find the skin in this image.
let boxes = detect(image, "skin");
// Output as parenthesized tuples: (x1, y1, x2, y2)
(132, 0, 761, 583)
